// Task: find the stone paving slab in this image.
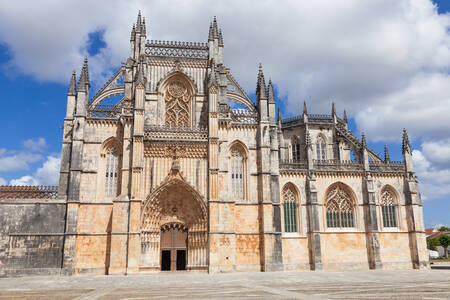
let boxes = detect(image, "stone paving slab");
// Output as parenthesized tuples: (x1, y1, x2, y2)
(0, 269, 449, 299)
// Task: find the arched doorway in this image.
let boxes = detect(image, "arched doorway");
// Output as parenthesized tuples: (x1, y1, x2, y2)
(140, 163, 207, 271)
(160, 223, 187, 271)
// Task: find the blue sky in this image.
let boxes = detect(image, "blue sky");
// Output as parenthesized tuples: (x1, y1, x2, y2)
(0, 0, 448, 227)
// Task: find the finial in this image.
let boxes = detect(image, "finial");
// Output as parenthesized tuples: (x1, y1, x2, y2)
(343, 110, 348, 123)
(384, 144, 390, 162)
(256, 63, 266, 98)
(402, 128, 411, 154)
(361, 132, 366, 148)
(67, 70, 77, 96)
(303, 100, 308, 115)
(78, 57, 90, 91)
(277, 108, 282, 123)
(137, 11, 142, 30)
(213, 16, 218, 38)
(331, 102, 336, 116)
(218, 29, 224, 46)
(268, 79, 275, 103)
(142, 17, 146, 35)
(130, 24, 136, 41)
(208, 23, 214, 41)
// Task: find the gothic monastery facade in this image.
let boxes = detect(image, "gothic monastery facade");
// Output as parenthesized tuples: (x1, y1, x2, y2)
(0, 13, 429, 276)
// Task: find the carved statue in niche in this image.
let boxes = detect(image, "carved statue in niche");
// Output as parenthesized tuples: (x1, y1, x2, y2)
(165, 80, 191, 127)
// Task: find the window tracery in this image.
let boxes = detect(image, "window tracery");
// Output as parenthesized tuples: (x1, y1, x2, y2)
(165, 80, 191, 127)
(292, 137, 301, 161)
(380, 188, 397, 228)
(316, 135, 326, 161)
(325, 184, 355, 228)
(230, 146, 244, 200)
(283, 184, 298, 233)
(104, 146, 119, 197)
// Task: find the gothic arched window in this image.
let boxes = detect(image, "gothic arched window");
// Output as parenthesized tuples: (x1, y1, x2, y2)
(316, 135, 326, 161)
(380, 187, 397, 228)
(104, 146, 119, 197)
(325, 184, 355, 228)
(230, 146, 245, 200)
(292, 137, 301, 161)
(283, 184, 298, 233)
(165, 78, 192, 127)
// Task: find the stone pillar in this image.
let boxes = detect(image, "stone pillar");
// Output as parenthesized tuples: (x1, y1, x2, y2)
(305, 127, 322, 270)
(363, 173, 382, 269)
(405, 177, 430, 269)
(125, 63, 146, 274)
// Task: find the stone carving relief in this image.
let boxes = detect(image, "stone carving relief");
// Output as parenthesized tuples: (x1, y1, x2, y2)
(165, 80, 191, 127)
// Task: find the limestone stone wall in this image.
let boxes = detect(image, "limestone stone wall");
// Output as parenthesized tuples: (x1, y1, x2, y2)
(0, 199, 66, 277)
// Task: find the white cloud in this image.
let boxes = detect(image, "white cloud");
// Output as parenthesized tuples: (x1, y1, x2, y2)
(0, 1, 448, 137)
(9, 175, 39, 186)
(0, 177, 6, 185)
(412, 149, 450, 201)
(9, 154, 61, 186)
(22, 137, 47, 152)
(0, 149, 42, 172)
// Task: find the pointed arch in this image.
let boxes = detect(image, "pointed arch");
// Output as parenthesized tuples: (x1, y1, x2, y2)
(316, 133, 327, 161)
(379, 185, 399, 228)
(228, 140, 248, 201)
(157, 71, 197, 128)
(140, 167, 208, 270)
(324, 182, 356, 228)
(282, 182, 300, 233)
(291, 135, 301, 161)
(99, 137, 122, 199)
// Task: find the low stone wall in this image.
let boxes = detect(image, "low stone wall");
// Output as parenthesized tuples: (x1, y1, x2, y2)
(0, 198, 66, 277)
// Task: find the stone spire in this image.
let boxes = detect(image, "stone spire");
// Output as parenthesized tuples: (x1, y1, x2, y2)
(256, 63, 266, 98)
(402, 128, 411, 154)
(303, 100, 308, 115)
(268, 79, 275, 103)
(218, 29, 224, 47)
(213, 16, 219, 38)
(277, 108, 282, 124)
(361, 132, 366, 149)
(78, 57, 90, 91)
(142, 17, 147, 35)
(331, 102, 336, 116)
(208, 23, 214, 41)
(384, 144, 390, 163)
(136, 10, 142, 32)
(130, 24, 136, 41)
(67, 70, 77, 96)
(343, 110, 348, 123)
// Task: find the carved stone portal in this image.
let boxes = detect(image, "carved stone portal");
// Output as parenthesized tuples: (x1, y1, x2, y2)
(140, 164, 207, 271)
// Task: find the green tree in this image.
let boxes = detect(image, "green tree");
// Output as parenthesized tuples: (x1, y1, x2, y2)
(438, 226, 450, 232)
(438, 234, 450, 259)
(427, 238, 440, 251)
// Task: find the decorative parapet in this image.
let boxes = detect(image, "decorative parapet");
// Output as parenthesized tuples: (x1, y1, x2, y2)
(145, 40, 209, 59)
(144, 125, 208, 142)
(369, 161, 405, 172)
(313, 159, 363, 172)
(89, 104, 121, 119)
(0, 185, 58, 199)
(279, 159, 308, 170)
(230, 109, 258, 124)
(281, 115, 303, 128)
(308, 114, 333, 123)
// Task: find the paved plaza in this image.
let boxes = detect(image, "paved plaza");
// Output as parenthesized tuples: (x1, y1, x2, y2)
(0, 269, 449, 299)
